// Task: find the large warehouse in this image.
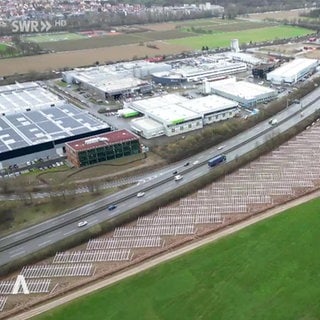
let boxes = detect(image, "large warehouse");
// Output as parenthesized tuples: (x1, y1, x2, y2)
(152, 59, 247, 85)
(0, 103, 110, 168)
(0, 82, 64, 116)
(209, 78, 277, 108)
(65, 129, 141, 167)
(127, 93, 238, 139)
(266, 58, 318, 84)
(0, 89, 111, 168)
(62, 61, 171, 99)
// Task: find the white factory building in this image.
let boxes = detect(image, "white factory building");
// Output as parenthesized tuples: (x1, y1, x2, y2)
(209, 78, 277, 108)
(62, 61, 171, 99)
(266, 58, 318, 84)
(151, 53, 249, 85)
(225, 51, 263, 66)
(126, 93, 238, 139)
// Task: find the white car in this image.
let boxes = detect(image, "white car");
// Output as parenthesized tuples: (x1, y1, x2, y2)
(137, 192, 145, 198)
(78, 221, 88, 228)
(174, 174, 183, 181)
(269, 119, 278, 126)
(218, 145, 225, 150)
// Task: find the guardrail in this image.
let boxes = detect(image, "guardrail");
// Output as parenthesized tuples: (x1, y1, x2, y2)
(1, 93, 319, 253)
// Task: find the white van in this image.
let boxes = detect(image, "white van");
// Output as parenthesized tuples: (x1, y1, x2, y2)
(174, 175, 183, 181)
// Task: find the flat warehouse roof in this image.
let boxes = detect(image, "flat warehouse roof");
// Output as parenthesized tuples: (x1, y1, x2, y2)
(182, 95, 238, 114)
(96, 77, 147, 94)
(0, 104, 109, 153)
(66, 129, 139, 152)
(268, 58, 318, 78)
(146, 104, 201, 125)
(0, 82, 38, 93)
(131, 117, 164, 131)
(210, 79, 276, 100)
(131, 94, 187, 112)
(0, 82, 63, 115)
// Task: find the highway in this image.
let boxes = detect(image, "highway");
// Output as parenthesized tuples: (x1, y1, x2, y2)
(1, 86, 320, 270)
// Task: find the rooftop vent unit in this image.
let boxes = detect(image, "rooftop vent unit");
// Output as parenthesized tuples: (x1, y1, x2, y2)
(84, 137, 108, 145)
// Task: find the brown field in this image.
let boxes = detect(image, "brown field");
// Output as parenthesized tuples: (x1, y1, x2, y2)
(141, 22, 178, 31)
(38, 30, 193, 52)
(0, 16, 310, 76)
(259, 42, 320, 58)
(0, 41, 190, 75)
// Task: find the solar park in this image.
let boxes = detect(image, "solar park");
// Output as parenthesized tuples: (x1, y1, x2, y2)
(2, 120, 320, 317)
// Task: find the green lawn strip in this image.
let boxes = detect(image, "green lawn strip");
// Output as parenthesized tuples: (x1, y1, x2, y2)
(182, 21, 275, 33)
(24, 33, 85, 43)
(169, 25, 314, 49)
(35, 197, 320, 320)
(0, 43, 8, 51)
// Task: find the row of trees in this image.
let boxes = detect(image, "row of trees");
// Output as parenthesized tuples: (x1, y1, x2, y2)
(0, 10, 218, 36)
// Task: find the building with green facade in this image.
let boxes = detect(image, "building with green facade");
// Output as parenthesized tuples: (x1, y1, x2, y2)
(65, 129, 141, 167)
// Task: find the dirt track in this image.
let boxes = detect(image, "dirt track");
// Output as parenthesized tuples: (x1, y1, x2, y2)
(11, 188, 320, 320)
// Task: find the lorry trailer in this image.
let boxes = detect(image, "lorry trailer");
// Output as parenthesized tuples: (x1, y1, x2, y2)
(208, 154, 226, 167)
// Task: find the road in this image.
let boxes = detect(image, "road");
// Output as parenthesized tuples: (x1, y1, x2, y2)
(11, 187, 320, 320)
(1, 86, 320, 270)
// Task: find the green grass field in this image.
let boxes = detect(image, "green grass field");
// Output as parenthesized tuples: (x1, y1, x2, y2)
(169, 25, 313, 49)
(24, 32, 86, 43)
(0, 43, 8, 51)
(35, 197, 320, 320)
(179, 19, 275, 33)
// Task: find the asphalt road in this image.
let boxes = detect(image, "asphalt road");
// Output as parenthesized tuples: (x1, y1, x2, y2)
(1, 86, 320, 269)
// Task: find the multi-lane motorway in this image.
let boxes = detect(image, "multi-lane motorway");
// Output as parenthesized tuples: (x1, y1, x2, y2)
(1, 86, 320, 271)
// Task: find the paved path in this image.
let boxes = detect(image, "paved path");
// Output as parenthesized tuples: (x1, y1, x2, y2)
(11, 189, 320, 320)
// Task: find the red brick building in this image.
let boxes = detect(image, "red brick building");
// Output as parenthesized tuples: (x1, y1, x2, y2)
(65, 129, 141, 167)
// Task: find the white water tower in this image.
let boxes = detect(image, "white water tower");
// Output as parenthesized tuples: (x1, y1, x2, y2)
(231, 39, 240, 52)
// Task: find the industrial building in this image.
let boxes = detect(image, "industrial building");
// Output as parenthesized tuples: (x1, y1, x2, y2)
(0, 82, 64, 116)
(252, 63, 276, 79)
(225, 51, 263, 66)
(0, 103, 110, 168)
(209, 78, 277, 108)
(151, 57, 247, 85)
(266, 58, 318, 84)
(62, 61, 171, 99)
(131, 117, 165, 139)
(127, 93, 238, 139)
(65, 129, 141, 167)
(182, 95, 238, 125)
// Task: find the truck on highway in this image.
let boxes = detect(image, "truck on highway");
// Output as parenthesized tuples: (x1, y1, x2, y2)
(208, 154, 226, 167)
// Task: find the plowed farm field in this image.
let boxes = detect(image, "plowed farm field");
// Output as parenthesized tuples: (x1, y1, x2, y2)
(0, 17, 314, 76)
(0, 41, 189, 75)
